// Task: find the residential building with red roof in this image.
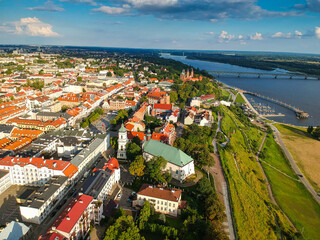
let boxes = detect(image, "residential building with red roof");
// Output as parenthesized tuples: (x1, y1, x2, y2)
(0, 156, 78, 185)
(147, 90, 170, 104)
(134, 184, 184, 217)
(151, 103, 172, 117)
(11, 128, 44, 140)
(0, 106, 27, 123)
(49, 194, 100, 240)
(7, 117, 67, 132)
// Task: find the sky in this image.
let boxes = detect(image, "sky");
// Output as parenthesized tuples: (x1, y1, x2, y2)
(0, 0, 320, 54)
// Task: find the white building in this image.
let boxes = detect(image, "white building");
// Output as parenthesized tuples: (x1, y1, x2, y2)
(20, 176, 70, 224)
(190, 97, 201, 107)
(143, 139, 195, 182)
(0, 157, 78, 186)
(49, 194, 101, 240)
(80, 158, 120, 202)
(134, 184, 183, 217)
(117, 124, 127, 159)
(70, 134, 110, 178)
(0, 170, 11, 196)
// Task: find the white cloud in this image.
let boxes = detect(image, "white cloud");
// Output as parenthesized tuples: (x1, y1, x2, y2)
(272, 32, 292, 38)
(238, 35, 243, 39)
(271, 30, 303, 39)
(250, 32, 263, 40)
(124, 0, 178, 8)
(59, 0, 97, 6)
(0, 17, 60, 37)
(92, 6, 129, 14)
(219, 30, 235, 42)
(28, 1, 65, 12)
(207, 32, 214, 35)
(316, 27, 320, 39)
(295, 30, 302, 37)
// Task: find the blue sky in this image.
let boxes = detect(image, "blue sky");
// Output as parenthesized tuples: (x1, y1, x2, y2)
(0, 0, 320, 54)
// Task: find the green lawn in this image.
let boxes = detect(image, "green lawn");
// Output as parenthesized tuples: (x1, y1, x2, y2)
(262, 162, 320, 240)
(260, 134, 320, 240)
(235, 93, 246, 104)
(261, 135, 298, 179)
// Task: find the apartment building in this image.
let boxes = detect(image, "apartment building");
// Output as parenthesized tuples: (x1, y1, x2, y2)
(20, 176, 70, 224)
(134, 184, 182, 217)
(0, 157, 78, 186)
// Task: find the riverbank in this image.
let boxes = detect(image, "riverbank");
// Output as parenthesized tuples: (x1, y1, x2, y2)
(162, 53, 320, 126)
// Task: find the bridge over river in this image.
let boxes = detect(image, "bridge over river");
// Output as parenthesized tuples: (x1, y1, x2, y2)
(209, 71, 320, 80)
(237, 89, 309, 119)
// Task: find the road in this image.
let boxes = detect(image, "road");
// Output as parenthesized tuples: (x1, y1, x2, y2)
(269, 124, 320, 204)
(208, 113, 236, 240)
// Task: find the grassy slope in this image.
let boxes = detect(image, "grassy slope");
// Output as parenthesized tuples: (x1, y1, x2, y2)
(219, 110, 295, 240)
(261, 134, 320, 240)
(235, 93, 246, 104)
(274, 123, 320, 192)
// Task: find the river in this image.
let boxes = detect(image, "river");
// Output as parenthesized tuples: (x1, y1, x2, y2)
(161, 53, 320, 126)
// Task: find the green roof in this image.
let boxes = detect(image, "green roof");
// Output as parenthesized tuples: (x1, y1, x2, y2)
(119, 124, 127, 132)
(143, 139, 193, 167)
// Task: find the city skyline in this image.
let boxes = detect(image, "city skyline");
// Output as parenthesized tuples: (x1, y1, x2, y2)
(0, 0, 320, 54)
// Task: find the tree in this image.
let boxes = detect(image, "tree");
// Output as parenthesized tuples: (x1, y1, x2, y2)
(129, 155, 146, 177)
(312, 126, 320, 140)
(141, 95, 148, 103)
(110, 137, 118, 150)
(132, 136, 141, 146)
(146, 156, 168, 183)
(104, 215, 145, 240)
(169, 91, 178, 103)
(126, 142, 142, 161)
(39, 69, 44, 75)
(77, 76, 83, 82)
(137, 201, 151, 230)
(307, 126, 313, 134)
(107, 72, 112, 77)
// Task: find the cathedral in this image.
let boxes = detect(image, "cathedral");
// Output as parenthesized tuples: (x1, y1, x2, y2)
(180, 68, 202, 82)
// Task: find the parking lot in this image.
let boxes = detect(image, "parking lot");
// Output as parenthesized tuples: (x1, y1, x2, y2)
(89, 111, 117, 134)
(0, 185, 38, 225)
(117, 187, 135, 209)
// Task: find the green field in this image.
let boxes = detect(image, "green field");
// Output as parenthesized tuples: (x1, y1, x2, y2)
(235, 93, 246, 104)
(261, 134, 320, 240)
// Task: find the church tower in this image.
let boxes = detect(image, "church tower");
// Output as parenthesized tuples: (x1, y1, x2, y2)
(117, 124, 128, 159)
(191, 68, 194, 78)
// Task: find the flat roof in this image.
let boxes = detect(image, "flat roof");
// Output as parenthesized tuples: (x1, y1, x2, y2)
(21, 176, 68, 209)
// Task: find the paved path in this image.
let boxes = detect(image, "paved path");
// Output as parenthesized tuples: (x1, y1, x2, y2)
(208, 113, 236, 240)
(270, 124, 320, 204)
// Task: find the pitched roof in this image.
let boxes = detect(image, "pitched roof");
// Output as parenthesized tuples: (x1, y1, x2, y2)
(143, 139, 193, 167)
(52, 194, 93, 234)
(138, 184, 181, 202)
(153, 103, 172, 111)
(0, 221, 30, 240)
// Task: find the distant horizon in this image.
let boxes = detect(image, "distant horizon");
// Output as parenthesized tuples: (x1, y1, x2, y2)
(1, 1, 320, 54)
(1, 43, 320, 56)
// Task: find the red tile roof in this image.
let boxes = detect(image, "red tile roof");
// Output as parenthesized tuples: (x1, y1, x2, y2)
(52, 194, 93, 234)
(138, 184, 182, 202)
(128, 131, 145, 141)
(0, 157, 77, 177)
(153, 104, 172, 111)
